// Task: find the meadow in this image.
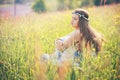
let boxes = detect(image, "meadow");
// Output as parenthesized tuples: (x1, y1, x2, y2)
(0, 4, 120, 80)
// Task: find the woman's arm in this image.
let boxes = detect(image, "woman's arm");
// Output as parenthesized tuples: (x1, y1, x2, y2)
(55, 30, 80, 52)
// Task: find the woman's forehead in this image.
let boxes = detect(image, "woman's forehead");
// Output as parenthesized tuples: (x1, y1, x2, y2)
(72, 14, 79, 18)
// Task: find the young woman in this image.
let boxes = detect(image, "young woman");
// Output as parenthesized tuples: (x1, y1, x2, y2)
(41, 8, 104, 66)
(40, 8, 104, 79)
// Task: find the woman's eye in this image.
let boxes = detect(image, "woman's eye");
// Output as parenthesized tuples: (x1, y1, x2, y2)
(72, 17, 78, 20)
(74, 18, 77, 20)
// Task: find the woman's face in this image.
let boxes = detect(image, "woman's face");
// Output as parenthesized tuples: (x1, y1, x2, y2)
(71, 14, 79, 29)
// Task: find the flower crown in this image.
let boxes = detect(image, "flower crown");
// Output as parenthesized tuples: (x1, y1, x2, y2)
(72, 12, 89, 21)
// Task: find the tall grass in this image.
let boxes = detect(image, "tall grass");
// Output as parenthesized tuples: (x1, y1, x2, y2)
(0, 4, 120, 80)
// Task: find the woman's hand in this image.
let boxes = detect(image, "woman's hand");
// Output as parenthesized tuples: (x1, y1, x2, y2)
(55, 39, 64, 51)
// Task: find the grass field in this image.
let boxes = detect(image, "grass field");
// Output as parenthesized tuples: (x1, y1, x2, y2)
(0, 4, 120, 80)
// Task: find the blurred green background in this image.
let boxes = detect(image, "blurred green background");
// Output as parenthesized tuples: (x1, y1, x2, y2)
(0, 0, 120, 80)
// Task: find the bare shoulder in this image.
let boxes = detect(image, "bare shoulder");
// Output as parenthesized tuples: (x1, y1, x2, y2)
(75, 29, 80, 35)
(69, 29, 80, 36)
(65, 30, 81, 41)
(71, 29, 81, 42)
(74, 29, 81, 38)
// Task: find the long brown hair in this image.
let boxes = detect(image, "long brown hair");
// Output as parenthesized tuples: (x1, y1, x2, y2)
(73, 9, 104, 54)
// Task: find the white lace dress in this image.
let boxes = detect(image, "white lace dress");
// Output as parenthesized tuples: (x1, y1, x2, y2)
(40, 35, 79, 66)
